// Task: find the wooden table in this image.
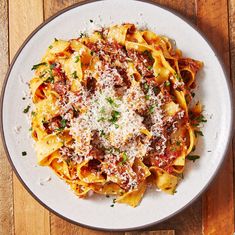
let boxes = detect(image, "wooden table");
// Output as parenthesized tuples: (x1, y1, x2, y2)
(0, 0, 234, 234)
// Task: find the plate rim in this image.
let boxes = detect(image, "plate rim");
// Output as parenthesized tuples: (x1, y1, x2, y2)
(0, 0, 234, 231)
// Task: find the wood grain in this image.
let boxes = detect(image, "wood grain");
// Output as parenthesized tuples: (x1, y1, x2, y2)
(0, 0, 14, 235)
(9, 0, 50, 234)
(153, 0, 197, 24)
(229, 0, 235, 107)
(125, 231, 175, 235)
(229, 0, 235, 233)
(197, 0, 234, 234)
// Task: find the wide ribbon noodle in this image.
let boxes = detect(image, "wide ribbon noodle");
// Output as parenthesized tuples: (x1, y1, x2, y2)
(30, 24, 203, 207)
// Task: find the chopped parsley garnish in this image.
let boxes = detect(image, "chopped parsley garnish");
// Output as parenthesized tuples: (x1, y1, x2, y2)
(194, 130, 204, 137)
(100, 130, 106, 137)
(106, 97, 119, 108)
(56, 119, 67, 131)
(120, 152, 128, 165)
(145, 95, 150, 100)
(60, 119, 67, 128)
(165, 81, 170, 86)
(31, 62, 47, 70)
(143, 50, 154, 61)
(174, 72, 182, 81)
(191, 114, 207, 126)
(23, 105, 30, 113)
(42, 117, 48, 125)
(90, 51, 94, 56)
(54, 38, 58, 41)
(49, 45, 53, 49)
(29, 127, 33, 131)
(153, 86, 160, 95)
(39, 71, 46, 78)
(72, 71, 78, 79)
(109, 110, 121, 124)
(149, 105, 155, 114)
(45, 76, 54, 83)
(187, 155, 200, 162)
(22, 151, 27, 156)
(143, 82, 150, 94)
(31, 111, 36, 116)
(114, 124, 119, 129)
(147, 65, 153, 70)
(75, 56, 80, 63)
(143, 82, 149, 90)
(196, 114, 207, 123)
(50, 63, 56, 69)
(79, 32, 87, 38)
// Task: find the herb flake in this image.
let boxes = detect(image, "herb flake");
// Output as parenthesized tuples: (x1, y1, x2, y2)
(106, 97, 119, 108)
(72, 71, 78, 79)
(31, 62, 47, 70)
(109, 110, 121, 124)
(75, 56, 80, 63)
(149, 105, 155, 114)
(187, 155, 200, 162)
(165, 81, 170, 86)
(56, 119, 67, 131)
(194, 130, 204, 137)
(143, 50, 154, 61)
(23, 105, 30, 113)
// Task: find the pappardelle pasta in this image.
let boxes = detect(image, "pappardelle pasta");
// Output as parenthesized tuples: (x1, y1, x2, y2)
(29, 24, 204, 207)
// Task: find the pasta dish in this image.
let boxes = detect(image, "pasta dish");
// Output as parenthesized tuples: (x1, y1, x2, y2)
(29, 24, 203, 207)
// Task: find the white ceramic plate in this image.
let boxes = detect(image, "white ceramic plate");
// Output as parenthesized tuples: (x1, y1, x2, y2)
(1, 0, 233, 231)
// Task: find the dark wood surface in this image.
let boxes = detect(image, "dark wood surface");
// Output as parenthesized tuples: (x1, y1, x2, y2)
(0, 0, 234, 234)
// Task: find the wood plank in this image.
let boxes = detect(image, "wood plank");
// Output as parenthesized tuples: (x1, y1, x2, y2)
(229, 0, 235, 103)
(0, 0, 14, 235)
(125, 231, 175, 235)
(51, 213, 122, 235)
(197, 0, 234, 234)
(50, 214, 122, 235)
(228, 0, 235, 233)
(9, 0, 51, 234)
(151, 199, 202, 235)
(154, 0, 196, 24)
(43, 0, 80, 17)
